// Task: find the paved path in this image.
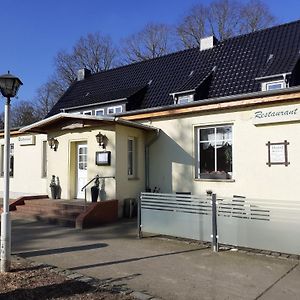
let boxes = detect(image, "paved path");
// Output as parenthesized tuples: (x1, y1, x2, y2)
(9, 219, 300, 300)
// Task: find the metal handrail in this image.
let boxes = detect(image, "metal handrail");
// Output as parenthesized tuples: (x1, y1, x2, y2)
(81, 175, 99, 192)
(81, 175, 115, 210)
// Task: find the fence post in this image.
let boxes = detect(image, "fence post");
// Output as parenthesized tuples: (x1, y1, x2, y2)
(137, 195, 142, 239)
(212, 193, 219, 252)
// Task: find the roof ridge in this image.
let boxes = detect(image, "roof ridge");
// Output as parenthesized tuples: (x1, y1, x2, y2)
(85, 19, 300, 80)
(219, 18, 300, 45)
(85, 47, 198, 78)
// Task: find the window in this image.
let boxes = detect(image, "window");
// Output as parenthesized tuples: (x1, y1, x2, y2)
(196, 125, 232, 180)
(107, 105, 123, 115)
(177, 94, 194, 105)
(83, 110, 92, 115)
(95, 109, 105, 116)
(42, 141, 47, 178)
(264, 80, 285, 91)
(128, 137, 137, 178)
(0, 144, 14, 177)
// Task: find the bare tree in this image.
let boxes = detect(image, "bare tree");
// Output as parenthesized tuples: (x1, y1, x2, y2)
(123, 23, 176, 63)
(35, 32, 118, 116)
(177, 0, 275, 47)
(177, 4, 208, 49)
(55, 32, 118, 87)
(207, 0, 241, 41)
(239, 0, 275, 33)
(35, 80, 62, 117)
(10, 101, 41, 128)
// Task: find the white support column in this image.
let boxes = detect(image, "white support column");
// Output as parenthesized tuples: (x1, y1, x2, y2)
(1, 97, 11, 272)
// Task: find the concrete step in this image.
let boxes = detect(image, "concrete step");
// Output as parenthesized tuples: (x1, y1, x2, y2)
(14, 206, 83, 218)
(11, 198, 89, 228)
(12, 212, 76, 227)
(23, 199, 87, 209)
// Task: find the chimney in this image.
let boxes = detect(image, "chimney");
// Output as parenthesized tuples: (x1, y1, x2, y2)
(77, 68, 91, 81)
(200, 36, 218, 51)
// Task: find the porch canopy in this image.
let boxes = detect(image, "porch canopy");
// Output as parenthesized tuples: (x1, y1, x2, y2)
(20, 113, 158, 134)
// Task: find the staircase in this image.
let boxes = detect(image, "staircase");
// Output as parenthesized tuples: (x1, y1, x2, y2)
(11, 198, 88, 227)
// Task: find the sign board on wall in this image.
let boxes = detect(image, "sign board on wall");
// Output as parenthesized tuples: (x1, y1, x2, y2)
(18, 135, 36, 146)
(95, 151, 111, 166)
(266, 141, 290, 167)
(253, 104, 300, 125)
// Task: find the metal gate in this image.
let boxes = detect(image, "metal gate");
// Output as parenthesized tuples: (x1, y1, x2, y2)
(139, 192, 300, 255)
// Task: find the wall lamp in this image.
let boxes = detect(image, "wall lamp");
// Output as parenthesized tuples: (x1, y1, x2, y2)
(96, 132, 108, 149)
(48, 137, 59, 151)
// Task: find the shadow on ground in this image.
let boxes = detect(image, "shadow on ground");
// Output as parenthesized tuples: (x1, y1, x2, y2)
(16, 243, 108, 258)
(11, 218, 135, 254)
(0, 280, 93, 300)
(69, 247, 207, 271)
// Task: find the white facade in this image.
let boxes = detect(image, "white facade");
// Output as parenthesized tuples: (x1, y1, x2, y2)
(4, 90, 300, 206)
(0, 133, 48, 199)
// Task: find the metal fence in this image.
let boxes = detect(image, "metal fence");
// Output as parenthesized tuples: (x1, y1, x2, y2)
(139, 192, 300, 255)
(139, 192, 212, 242)
(217, 196, 300, 255)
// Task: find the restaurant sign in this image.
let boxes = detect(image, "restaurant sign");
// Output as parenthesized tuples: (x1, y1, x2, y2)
(253, 104, 300, 125)
(18, 135, 36, 146)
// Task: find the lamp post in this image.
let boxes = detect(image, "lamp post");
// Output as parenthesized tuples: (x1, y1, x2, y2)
(0, 72, 22, 272)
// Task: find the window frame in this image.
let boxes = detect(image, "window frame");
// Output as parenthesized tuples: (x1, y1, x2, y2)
(177, 94, 194, 105)
(195, 124, 233, 180)
(95, 109, 105, 116)
(0, 143, 14, 177)
(107, 105, 123, 115)
(83, 110, 93, 115)
(127, 137, 137, 178)
(41, 140, 47, 178)
(263, 80, 286, 91)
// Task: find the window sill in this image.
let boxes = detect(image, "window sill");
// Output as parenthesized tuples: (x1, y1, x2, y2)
(128, 177, 140, 181)
(194, 178, 235, 182)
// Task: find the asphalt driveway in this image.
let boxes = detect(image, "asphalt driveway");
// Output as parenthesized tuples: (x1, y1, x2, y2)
(9, 218, 300, 300)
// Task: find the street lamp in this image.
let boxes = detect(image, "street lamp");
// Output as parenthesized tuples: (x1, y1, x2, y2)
(0, 71, 22, 272)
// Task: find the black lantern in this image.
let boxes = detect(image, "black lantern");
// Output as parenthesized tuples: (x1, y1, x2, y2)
(48, 137, 59, 151)
(0, 71, 23, 98)
(96, 132, 108, 149)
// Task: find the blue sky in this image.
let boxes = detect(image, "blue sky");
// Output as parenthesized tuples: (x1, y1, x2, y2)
(0, 0, 299, 105)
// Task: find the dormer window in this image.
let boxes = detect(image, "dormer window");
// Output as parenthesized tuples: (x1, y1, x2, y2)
(265, 80, 285, 91)
(95, 109, 105, 116)
(177, 94, 194, 105)
(83, 110, 92, 115)
(107, 105, 123, 115)
(262, 80, 287, 91)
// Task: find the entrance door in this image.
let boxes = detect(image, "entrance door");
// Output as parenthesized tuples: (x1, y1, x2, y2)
(77, 144, 88, 199)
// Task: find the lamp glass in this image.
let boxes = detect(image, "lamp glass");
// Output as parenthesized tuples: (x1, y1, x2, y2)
(0, 73, 23, 98)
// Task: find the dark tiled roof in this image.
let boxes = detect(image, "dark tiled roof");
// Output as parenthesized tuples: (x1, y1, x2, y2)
(172, 67, 216, 94)
(48, 19, 300, 116)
